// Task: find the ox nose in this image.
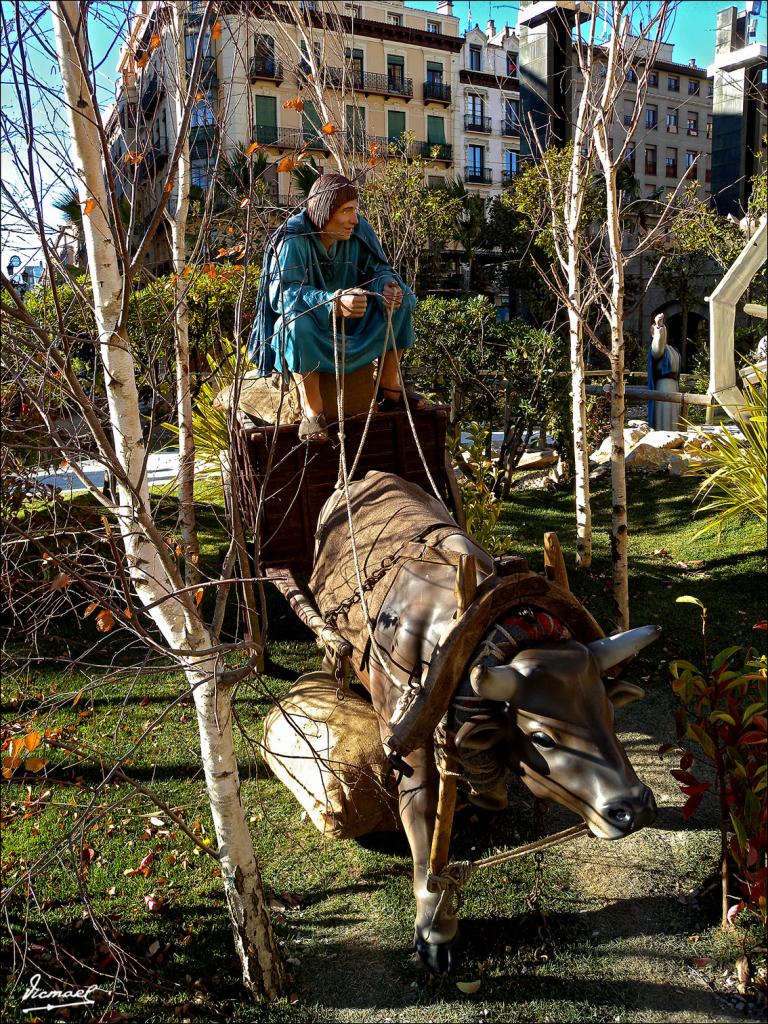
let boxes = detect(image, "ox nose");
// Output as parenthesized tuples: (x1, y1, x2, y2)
(603, 787, 657, 833)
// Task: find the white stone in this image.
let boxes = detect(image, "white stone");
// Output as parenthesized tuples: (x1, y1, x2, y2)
(625, 443, 673, 473)
(637, 430, 687, 450)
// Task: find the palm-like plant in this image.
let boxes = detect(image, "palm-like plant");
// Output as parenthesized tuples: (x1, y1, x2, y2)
(689, 363, 767, 537)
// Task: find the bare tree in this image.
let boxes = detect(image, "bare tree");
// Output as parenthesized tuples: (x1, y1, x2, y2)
(1, 0, 285, 998)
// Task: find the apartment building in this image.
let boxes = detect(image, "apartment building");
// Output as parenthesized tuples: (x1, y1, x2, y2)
(455, 20, 521, 192)
(109, 0, 464, 228)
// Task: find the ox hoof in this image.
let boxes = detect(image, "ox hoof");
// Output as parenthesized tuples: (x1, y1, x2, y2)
(413, 931, 463, 974)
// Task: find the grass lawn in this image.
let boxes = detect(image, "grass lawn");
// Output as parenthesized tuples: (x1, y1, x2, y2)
(1, 472, 765, 1023)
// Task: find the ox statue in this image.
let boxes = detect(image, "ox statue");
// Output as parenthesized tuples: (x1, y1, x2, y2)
(308, 471, 659, 972)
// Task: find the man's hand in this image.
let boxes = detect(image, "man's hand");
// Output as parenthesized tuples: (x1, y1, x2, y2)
(336, 287, 368, 318)
(382, 280, 402, 310)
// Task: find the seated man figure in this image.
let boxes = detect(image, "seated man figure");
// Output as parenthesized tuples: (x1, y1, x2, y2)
(248, 173, 418, 442)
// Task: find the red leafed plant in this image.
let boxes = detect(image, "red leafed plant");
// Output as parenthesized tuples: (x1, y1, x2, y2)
(662, 596, 767, 929)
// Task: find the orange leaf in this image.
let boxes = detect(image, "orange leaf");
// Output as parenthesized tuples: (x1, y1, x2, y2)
(239, 197, 250, 208)
(24, 732, 42, 753)
(136, 53, 150, 69)
(49, 572, 70, 592)
(25, 758, 48, 773)
(123, 608, 133, 620)
(83, 602, 98, 619)
(195, 91, 204, 102)
(244, 141, 261, 156)
(95, 610, 115, 633)
(211, 20, 222, 41)
(282, 96, 304, 112)
(277, 156, 296, 173)
(2, 756, 21, 779)
(321, 123, 336, 135)
(163, 181, 174, 194)
(72, 690, 83, 707)
(9, 737, 26, 759)
(195, 587, 204, 606)
(149, 33, 161, 51)
(82, 198, 96, 216)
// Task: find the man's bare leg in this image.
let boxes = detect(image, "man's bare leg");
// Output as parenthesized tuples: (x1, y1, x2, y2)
(293, 370, 323, 418)
(378, 348, 401, 392)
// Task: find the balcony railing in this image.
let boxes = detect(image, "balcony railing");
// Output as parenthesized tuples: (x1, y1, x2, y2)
(412, 140, 452, 161)
(465, 165, 492, 183)
(324, 66, 413, 99)
(187, 56, 217, 85)
(423, 80, 451, 104)
(686, 125, 699, 136)
(501, 169, 516, 185)
(464, 114, 492, 133)
(501, 120, 519, 136)
(249, 55, 283, 81)
(137, 145, 169, 183)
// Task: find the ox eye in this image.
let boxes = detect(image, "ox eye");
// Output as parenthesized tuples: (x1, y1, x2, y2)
(530, 731, 556, 749)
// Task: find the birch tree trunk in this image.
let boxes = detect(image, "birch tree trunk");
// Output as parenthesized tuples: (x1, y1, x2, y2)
(601, 159, 630, 629)
(169, 1, 199, 585)
(50, 0, 285, 997)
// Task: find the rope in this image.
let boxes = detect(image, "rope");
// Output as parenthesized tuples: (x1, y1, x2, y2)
(426, 822, 589, 893)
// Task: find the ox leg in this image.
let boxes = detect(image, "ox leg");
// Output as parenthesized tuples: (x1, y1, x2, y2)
(398, 745, 461, 973)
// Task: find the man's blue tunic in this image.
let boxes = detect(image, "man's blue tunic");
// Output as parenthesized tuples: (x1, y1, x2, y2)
(248, 210, 415, 376)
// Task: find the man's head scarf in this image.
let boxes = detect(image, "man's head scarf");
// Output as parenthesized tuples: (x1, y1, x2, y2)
(306, 173, 359, 230)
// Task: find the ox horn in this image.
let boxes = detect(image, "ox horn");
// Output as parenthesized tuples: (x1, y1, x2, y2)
(470, 662, 524, 702)
(587, 625, 661, 673)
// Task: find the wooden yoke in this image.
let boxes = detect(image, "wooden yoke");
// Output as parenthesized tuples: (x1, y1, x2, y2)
(543, 531, 570, 591)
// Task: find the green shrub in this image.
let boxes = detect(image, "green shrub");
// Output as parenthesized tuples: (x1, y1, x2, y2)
(687, 364, 766, 537)
(447, 423, 511, 556)
(665, 596, 767, 929)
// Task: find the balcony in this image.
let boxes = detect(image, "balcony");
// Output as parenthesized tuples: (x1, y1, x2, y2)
(423, 80, 451, 105)
(187, 56, 218, 87)
(137, 145, 169, 183)
(464, 114, 492, 133)
(249, 55, 283, 82)
(686, 125, 699, 137)
(411, 140, 452, 162)
(189, 122, 218, 159)
(501, 120, 519, 136)
(252, 124, 335, 151)
(465, 165, 492, 184)
(502, 169, 516, 186)
(325, 67, 413, 99)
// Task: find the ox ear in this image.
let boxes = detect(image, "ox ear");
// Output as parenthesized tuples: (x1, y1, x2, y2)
(470, 663, 524, 702)
(604, 678, 646, 707)
(587, 625, 661, 674)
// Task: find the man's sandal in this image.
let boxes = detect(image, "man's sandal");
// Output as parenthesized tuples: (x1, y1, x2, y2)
(377, 385, 429, 412)
(298, 412, 329, 443)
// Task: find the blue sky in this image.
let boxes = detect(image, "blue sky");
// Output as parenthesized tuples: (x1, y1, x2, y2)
(408, 1, 768, 69)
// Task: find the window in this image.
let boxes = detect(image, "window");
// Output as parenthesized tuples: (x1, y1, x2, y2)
(427, 20, 439, 33)
(623, 100, 634, 126)
(388, 12, 402, 26)
(645, 145, 657, 175)
(706, 119, 713, 139)
(469, 45, 482, 71)
(301, 100, 322, 142)
(688, 79, 700, 95)
(598, 63, 607, 78)
(426, 60, 443, 84)
(427, 115, 446, 145)
(645, 104, 658, 129)
(503, 97, 519, 133)
(467, 94, 484, 119)
(345, 104, 366, 146)
(506, 51, 517, 76)
(505, 150, 518, 178)
(387, 109, 405, 143)
(668, 75, 679, 91)
(387, 54, 405, 91)
(191, 96, 215, 127)
(666, 108, 678, 131)
(648, 71, 658, 87)
(254, 95, 277, 143)
(686, 112, 698, 136)
(626, 67, 637, 83)
(468, 143, 483, 174)
(626, 141, 636, 169)
(708, 82, 714, 97)
(346, 46, 364, 85)
(685, 150, 697, 168)
(665, 147, 677, 177)
(190, 159, 212, 189)
(349, 4, 362, 17)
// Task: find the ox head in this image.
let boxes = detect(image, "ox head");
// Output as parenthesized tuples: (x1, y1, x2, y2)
(469, 626, 660, 840)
